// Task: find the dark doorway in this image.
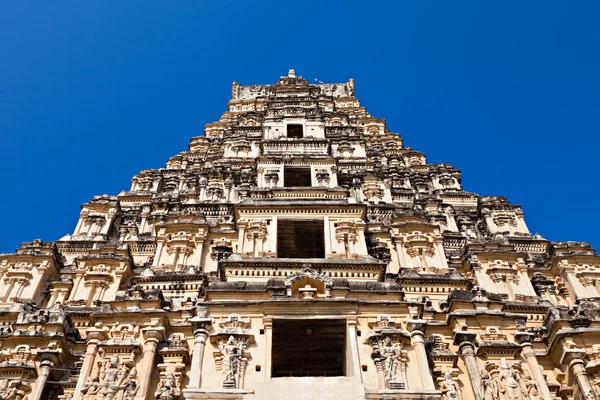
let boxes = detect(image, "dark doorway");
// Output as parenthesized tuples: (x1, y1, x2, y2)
(284, 167, 312, 187)
(277, 220, 324, 258)
(287, 124, 303, 138)
(272, 319, 346, 377)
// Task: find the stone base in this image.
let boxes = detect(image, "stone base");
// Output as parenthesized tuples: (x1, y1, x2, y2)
(365, 389, 442, 400)
(183, 389, 255, 400)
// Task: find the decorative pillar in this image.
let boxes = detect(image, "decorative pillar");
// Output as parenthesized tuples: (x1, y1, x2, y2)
(515, 331, 553, 400)
(560, 348, 598, 400)
(571, 358, 598, 399)
(135, 326, 165, 400)
(453, 331, 482, 400)
(407, 320, 435, 390)
(189, 316, 211, 388)
(30, 351, 59, 400)
(73, 328, 107, 399)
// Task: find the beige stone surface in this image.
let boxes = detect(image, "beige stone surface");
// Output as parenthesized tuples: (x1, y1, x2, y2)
(0, 71, 597, 400)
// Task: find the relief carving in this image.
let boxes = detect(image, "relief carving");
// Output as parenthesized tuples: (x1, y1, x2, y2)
(82, 354, 138, 400)
(214, 335, 250, 389)
(439, 370, 462, 400)
(369, 335, 407, 389)
(155, 373, 178, 400)
(0, 380, 31, 400)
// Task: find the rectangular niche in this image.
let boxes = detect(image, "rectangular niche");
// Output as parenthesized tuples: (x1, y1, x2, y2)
(287, 124, 303, 138)
(277, 219, 324, 258)
(284, 167, 312, 187)
(272, 319, 346, 377)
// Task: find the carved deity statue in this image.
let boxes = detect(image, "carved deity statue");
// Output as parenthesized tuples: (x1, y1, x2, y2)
(83, 355, 136, 400)
(481, 370, 499, 400)
(439, 371, 462, 400)
(498, 359, 527, 400)
(219, 336, 242, 388)
(522, 370, 539, 400)
(121, 367, 139, 400)
(155, 373, 178, 400)
(380, 336, 401, 385)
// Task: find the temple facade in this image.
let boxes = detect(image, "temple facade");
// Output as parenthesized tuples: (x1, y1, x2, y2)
(1, 70, 599, 400)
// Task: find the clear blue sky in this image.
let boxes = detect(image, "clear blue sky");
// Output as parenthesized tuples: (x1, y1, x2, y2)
(1, 1, 599, 252)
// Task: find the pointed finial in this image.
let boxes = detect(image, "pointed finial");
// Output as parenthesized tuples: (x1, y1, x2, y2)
(288, 69, 296, 77)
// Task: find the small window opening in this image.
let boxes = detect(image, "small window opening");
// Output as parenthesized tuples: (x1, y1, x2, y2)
(277, 220, 324, 258)
(272, 319, 346, 377)
(287, 124, 303, 138)
(284, 167, 311, 187)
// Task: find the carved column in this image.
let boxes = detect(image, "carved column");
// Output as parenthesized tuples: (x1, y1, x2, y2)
(73, 328, 107, 399)
(560, 348, 598, 399)
(30, 351, 58, 400)
(189, 317, 211, 388)
(453, 331, 482, 400)
(135, 326, 165, 400)
(407, 320, 435, 390)
(515, 332, 553, 400)
(571, 358, 598, 399)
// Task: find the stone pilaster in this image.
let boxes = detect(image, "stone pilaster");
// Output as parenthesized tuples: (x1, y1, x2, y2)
(562, 348, 598, 400)
(30, 351, 59, 400)
(73, 327, 107, 399)
(189, 316, 211, 388)
(453, 330, 482, 400)
(514, 331, 553, 400)
(135, 326, 166, 400)
(407, 320, 435, 390)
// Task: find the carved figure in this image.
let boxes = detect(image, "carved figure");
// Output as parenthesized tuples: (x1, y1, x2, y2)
(0, 380, 30, 400)
(498, 359, 527, 400)
(522, 370, 539, 400)
(593, 376, 600, 398)
(380, 336, 400, 384)
(481, 370, 498, 400)
(120, 367, 139, 400)
(83, 355, 133, 400)
(219, 336, 242, 388)
(155, 373, 177, 400)
(439, 371, 462, 400)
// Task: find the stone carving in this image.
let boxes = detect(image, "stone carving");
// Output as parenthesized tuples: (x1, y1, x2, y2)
(2, 72, 600, 400)
(214, 335, 250, 389)
(481, 370, 498, 400)
(368, 334, 408, 390)
(522, 370, 539, 400)
(155, 373, 178, 400)
(498, 359, 527, 400)
(0, 379, 31, 400)
(82, 354, 137, 400)
(439, 370, 462, 400)
(121, 367, 139, 400)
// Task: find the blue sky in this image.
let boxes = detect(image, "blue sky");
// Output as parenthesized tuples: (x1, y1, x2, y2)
(0, 1, 599, 252)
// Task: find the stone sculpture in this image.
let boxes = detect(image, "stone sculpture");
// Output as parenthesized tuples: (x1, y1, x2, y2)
(439, 371, 462, 400)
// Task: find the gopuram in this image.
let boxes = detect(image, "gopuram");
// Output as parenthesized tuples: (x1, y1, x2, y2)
(0, 70, 599, 400)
